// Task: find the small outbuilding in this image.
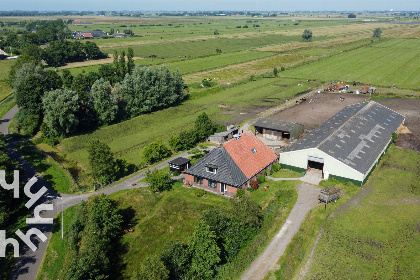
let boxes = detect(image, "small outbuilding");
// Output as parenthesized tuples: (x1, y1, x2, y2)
(209, 127, 239, 144)
(254, 118, 304, 141)
(168, 157, 191, 173)
(0, 49, 8, 60)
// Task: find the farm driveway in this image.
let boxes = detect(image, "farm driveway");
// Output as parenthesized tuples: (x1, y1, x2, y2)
(241, 183, 320, 280)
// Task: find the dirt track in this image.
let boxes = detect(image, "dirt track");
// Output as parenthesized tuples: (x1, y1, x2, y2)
(269, 92, 368, 130)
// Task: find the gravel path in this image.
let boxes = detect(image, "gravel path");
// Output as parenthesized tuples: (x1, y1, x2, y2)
(241, 183, 320, 280)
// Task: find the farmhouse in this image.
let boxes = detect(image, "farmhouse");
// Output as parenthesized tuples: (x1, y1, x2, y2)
(254, 118, 304, 141)
(72, 30, 106, 39)
(279, 101, 405, 186)
(184, 132, 278, 194)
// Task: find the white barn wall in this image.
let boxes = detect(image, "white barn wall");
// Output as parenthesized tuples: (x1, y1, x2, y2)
(280, 148, 364, 182)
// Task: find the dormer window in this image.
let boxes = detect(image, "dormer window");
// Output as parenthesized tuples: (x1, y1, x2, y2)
(205, 163, 218, 174)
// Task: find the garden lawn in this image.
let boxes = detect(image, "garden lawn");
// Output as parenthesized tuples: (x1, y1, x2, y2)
(271, 168, 303, 178)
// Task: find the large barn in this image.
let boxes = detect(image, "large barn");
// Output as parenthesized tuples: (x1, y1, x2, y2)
(279, 101, 405, 186)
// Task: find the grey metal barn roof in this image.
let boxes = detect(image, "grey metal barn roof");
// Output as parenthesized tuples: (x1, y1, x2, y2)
(286, 101, 405, 174)
(184, 147, 247, 187)
(254, 118, 301, 132)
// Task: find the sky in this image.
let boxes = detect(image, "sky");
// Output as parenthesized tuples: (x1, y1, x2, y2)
(1, 0, 419, 12)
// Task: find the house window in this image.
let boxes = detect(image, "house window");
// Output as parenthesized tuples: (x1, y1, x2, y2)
(194, 176, 203, 184)
(206, 166, 217, 174)
(251, 148, 257, 154)
(208, 180, 217, 188)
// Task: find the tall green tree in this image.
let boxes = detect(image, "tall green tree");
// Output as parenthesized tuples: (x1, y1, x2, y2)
(61, 69, 73, 88)
(187, 220, 221, 279)
(127, 47, 135, 74)
(195, 112, 217, 142)
(42, 89, 79, 136)
(119, 50, 126, 78)
(91, 78, 118, 125)
(87, 140, 117, 184)
(145, 168, 173, 192)
(132, 257, 169, 280)
(302, 29, 313, 42)
(143, 139, 171, 164)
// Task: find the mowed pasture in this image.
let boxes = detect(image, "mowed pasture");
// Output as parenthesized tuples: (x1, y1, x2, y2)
(282, 38, 420, 90)
(303, 146, 420, 280)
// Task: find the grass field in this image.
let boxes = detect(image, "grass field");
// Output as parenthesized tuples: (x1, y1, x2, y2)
(273, 145, 420, 280)
(282, 38, 420, 90)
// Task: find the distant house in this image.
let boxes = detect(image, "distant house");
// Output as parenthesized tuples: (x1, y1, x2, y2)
(254, 118, 304, 141)
(0, 49, 8, 60)
(168, 157, 191, 173)
(72, 30, 106, 39)
(209, 127, 238, 144)
(184, 132, 278, 195)
(73, 20, 93, 25)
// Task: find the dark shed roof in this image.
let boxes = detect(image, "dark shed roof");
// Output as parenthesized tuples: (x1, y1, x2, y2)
(285, 101, 405, 174)
(254, 118, 301, 132)
(169, 157, 190, 166)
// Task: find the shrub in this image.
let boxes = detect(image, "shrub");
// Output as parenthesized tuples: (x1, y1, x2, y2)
(391, 132, 398, 143)
(146, 168, 173, 192)
(250, 180, 259, 190)
(272, 164, 280, 172)
(172, 170, 180, 176)
(236, 189, 245, 197)
(257, 175, 265, 184)
(195, 188, 207, 197)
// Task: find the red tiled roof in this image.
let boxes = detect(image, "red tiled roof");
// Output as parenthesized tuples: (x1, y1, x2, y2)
(82, 33, 93, 38)
(223, 131, 278, 178)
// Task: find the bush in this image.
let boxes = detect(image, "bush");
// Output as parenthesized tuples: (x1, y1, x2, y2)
(172, 170, 180, 176)
(257, 175, 265, 184)
(195, 188, 207, 197)
(391, 132, 398, 143)
(272, 164, 280, 172)
(236, 189, 245, 197)
(250, 180, 259, 190)
(146, 168, 173, 192)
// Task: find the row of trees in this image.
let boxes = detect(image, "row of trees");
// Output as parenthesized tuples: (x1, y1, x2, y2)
(132, 197, 264, 279)
(62, 195, 124, 279)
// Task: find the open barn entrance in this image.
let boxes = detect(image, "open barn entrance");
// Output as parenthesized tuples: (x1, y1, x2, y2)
(308, 156, 324, 172)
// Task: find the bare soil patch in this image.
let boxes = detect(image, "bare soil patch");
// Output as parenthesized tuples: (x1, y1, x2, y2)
(59, 54, 142, 69)
(375, 98, 420, 152)
(269, 92, 368, 130)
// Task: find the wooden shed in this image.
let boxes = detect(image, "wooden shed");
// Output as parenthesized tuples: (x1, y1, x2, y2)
(168, 157, 191, 173)
(254, 118, 304, 141)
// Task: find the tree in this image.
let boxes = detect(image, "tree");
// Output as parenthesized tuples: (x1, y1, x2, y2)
(87, 140, 117, 184)
(194, 112, 217, 142)
(214, 29, 219, 35)
(91, 78, 118, 125)
(161, 241, 192, 279)
(348, 13, 356, 18)
(373, 27, 382, 38)
(119, 50, 126, 78)
(84, 41, 104, 59)
(302, 29, 313, 42)
(143, 139, 171, 164)
(145, 168, 173, 192)
(273, 67, 278, 77)
(169, 135, 181, 152)
(187, 220, 221, 279)
(42, 89, 80, 136)
(132, 257, 169, 280)
(126, 47, 135, 74)
(178, 129, 198, 151)
(62, 69, 73, 88)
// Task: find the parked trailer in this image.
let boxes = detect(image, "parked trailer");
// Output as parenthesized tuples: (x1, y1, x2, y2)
(319, 186, 340, 203)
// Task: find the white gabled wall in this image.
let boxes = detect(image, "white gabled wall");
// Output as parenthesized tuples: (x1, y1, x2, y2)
(280, 148, 364, 182)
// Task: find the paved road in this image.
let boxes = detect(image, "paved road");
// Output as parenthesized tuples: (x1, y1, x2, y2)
(241, 183, 320, 280)
(0, 105, 18, 135)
